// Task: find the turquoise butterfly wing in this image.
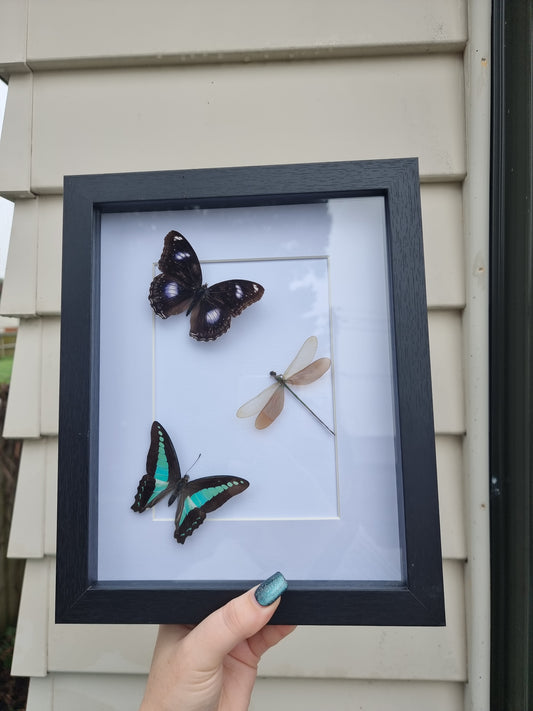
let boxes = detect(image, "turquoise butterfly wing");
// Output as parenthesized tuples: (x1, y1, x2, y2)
(131, 421, 181, 512)
(174, 475, 249, 544)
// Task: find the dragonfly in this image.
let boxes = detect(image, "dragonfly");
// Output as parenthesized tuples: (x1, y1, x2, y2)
(236, 336, 334, 435)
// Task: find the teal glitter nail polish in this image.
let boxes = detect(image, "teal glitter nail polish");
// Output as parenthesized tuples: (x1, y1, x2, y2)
(255, 571, 288, 606)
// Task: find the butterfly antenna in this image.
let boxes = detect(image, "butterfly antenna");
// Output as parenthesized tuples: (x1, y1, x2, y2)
(271, 372, 335, 436)
(185, 453, 202, 476)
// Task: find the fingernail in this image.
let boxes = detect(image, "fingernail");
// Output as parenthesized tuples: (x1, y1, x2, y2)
(254, 571, 288, 606)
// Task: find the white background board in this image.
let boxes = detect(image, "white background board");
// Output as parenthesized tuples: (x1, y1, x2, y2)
(97, 198, 402, 581)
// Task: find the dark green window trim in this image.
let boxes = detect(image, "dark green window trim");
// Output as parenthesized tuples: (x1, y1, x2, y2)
(490, 0, 533, 708)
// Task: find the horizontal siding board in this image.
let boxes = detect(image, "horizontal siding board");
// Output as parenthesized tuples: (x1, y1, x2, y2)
(48, 623, 158, 676)
(3, 318, 41, 438)
(252, 678, 464, 711)
(48, 585, 158, 675)
(7, 439, 45, 559)
(26, 676, 53, 711)
(0, 197, 38, 317)
(41, 673, 147, 711)
(46, 560, 463, 680)
(24, 0, 466, 69)
(30, 55, 465, 192)
(0, 73, 34, 198)
(26, 673, 463, 711)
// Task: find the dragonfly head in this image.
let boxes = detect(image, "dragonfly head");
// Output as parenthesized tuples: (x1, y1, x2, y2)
(270, 370, 284, 384)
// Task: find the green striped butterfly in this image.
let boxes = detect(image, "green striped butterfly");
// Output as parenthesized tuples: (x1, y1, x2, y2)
(131, 421, 249, 544)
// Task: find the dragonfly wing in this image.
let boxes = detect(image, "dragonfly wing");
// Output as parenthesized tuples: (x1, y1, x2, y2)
(287, 357, 331, 386)
(283, 336, 318, 379)
(236, 382, 279, 418)
(255, 385, 285, 429)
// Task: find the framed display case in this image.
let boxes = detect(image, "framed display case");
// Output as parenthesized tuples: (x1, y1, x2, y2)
(56, 159, 444, 625)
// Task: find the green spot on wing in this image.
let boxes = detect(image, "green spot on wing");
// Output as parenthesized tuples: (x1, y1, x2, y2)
(154, 435, 169, 480)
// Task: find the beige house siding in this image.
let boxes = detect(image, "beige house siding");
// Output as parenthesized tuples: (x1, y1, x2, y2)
(0, 1, 490, 708)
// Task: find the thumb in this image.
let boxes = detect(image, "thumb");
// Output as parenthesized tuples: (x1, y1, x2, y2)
(186, 572, 288, 668)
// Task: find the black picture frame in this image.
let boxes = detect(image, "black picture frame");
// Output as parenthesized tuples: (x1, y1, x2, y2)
(56, 159, 444, 626)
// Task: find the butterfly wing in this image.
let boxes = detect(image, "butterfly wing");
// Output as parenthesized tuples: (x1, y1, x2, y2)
(157, 231, 202, 286)
(174, 475, 249, 544)
(189, 279, 264, 341)
(131, 421, 181, 512)
(148, 231, 202, 319)
(209, 280, 265, 318)
(149, 273, 196, 318)
(286, 357, 331, 386)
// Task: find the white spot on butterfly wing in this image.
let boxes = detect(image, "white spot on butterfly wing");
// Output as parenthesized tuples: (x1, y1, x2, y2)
(173, 250, 191, 261)
(164, 282, 179, 297)
(205, 308, 221, 325)
(171, 234, 191, 260)
(235, 284, 244, 299)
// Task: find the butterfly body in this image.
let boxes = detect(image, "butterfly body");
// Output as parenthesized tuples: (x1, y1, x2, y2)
(149, 231, 264, 341)
(132, 421, 249, 543)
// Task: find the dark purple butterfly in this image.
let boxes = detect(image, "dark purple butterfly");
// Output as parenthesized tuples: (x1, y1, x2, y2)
(148, 231, 265, 341)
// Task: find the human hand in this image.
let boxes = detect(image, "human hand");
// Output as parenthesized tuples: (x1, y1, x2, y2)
(139, 571, 295, 711)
